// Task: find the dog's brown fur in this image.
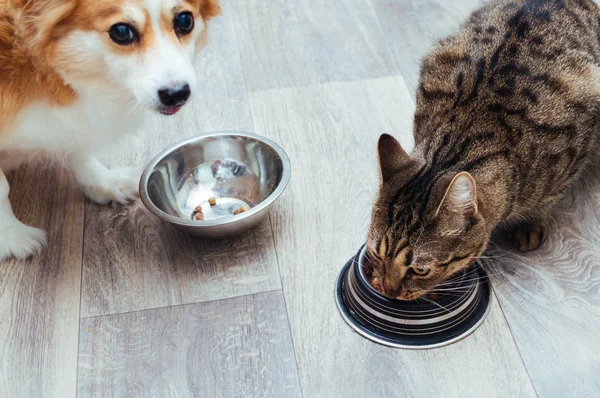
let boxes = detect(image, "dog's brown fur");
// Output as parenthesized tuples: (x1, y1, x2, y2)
(368, 0, 600, 299)
(0, 0, 220, 134)
(0, 2, 75, 134)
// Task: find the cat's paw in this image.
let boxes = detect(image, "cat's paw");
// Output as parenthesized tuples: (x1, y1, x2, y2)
(0, 222, 47, 260)
(509, 219, 549, 252)
(80, 167, 139, 205)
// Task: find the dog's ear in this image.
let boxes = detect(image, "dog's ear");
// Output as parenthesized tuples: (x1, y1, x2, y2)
(9, 0, 77, 58)
(198, 0, 221, 21)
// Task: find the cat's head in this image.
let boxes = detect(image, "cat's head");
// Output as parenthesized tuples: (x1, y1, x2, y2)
(366, 134, 490, 300)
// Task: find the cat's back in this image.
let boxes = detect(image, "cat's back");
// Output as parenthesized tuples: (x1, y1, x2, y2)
(414, 0, 600, 218)
(417, 0, 600, 120)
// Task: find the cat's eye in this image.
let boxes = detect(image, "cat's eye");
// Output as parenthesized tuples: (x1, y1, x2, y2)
(413, 266, 430, 276)
(174, 12, 195, 35)
(109, 23, 139, 45)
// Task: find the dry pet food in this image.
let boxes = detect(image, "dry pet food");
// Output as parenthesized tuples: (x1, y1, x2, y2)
(233, 205, 249, 216)
(193, 205, 205, 221)
(208, 197, 217, 206)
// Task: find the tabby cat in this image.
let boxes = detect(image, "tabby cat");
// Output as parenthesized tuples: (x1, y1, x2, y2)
(367, 0, 600, 300)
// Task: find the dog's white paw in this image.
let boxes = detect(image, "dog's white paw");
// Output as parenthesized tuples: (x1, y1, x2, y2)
(80, 167, 139, 205)
(0, 222, 47, 261)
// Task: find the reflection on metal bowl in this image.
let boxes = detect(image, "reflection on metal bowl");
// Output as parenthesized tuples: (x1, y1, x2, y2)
(140, 131, 291, 239)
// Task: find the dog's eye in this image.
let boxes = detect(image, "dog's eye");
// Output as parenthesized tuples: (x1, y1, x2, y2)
(174, 12, 194, 35)
(109, 23, 138, 45)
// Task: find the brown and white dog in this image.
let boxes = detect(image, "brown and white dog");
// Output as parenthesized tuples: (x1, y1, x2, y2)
(0, 0, 220, 260)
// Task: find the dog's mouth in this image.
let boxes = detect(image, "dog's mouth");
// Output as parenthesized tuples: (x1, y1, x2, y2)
(159, 106, 182, 116)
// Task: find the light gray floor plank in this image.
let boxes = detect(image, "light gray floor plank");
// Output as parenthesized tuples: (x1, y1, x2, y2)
(81, 3, 281, 318)
(82, 207, 281, 317)
(78, 291, 301, 398)
(0, 164, 83, 397)
(249, 77, 536, 397)
(483, 167, 600, 397)
(231, 0, 399, 92)
(371, 0, 484, 95)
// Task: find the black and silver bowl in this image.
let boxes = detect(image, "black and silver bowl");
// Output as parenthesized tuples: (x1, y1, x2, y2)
(335, 246, 492, 349)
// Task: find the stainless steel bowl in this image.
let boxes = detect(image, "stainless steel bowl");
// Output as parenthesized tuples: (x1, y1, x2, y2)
(140, 132, 291, 238)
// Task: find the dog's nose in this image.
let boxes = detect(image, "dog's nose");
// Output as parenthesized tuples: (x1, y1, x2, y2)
(158, 84, 191, 107)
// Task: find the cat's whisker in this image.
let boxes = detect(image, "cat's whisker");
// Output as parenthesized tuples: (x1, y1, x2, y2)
(416, 250, 454, 256)
(471, 252, 512, 260)
(434, 275, 497, 287)
(421, 296, 451, 313)
(363, 250, 377, 265)
(433, 282, 487, 290)
(430, 290, 472, 296)
(437, 270, 479, 281)
(414, 240, 444, 252)
(436, 276, 495, 286)
(430, 288, 475, 293)
(432, 283, 477, 288)
(429, 291, 471, 296)
(413, 228, 426, 251)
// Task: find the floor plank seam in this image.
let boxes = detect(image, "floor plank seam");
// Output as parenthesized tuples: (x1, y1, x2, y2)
(79, 287, 284, 320)
(367, 0, 407, 83)
(268, 213, 304, 398)
(490, 282, 539, 398)
(74, 198, 88, 397)
(245, 75, 408, 96)
(228, 5, 254, 131)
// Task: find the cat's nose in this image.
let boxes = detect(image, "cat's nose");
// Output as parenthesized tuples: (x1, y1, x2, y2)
(383, 281, 401, 298)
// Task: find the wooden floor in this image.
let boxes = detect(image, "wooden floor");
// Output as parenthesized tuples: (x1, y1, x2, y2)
(1, 1, 599, 397)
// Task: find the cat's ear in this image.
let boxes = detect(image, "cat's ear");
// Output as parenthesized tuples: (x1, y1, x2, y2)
(378, 134, 410, 181)
(435, 172, 478, 218)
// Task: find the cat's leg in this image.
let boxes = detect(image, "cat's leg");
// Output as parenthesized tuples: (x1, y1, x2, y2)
(68, 153, 138, 205)
(0, 168, 47, 260)
(509, 215, 550, 252)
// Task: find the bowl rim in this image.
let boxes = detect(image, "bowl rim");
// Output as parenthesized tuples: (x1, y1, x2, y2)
(335, 248, 493, 349)
(139, 131, 291, 228)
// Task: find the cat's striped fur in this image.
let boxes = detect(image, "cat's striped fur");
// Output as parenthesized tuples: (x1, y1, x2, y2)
(367, 0, 600, 300)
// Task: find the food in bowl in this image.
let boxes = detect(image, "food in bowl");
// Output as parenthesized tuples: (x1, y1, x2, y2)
(139, 132, 291, 239)
(233, 205, 249, 215)
(193, 205, 205, 221)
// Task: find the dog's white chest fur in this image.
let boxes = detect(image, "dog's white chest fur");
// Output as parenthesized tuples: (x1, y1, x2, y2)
(2, 93, 144, 154)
